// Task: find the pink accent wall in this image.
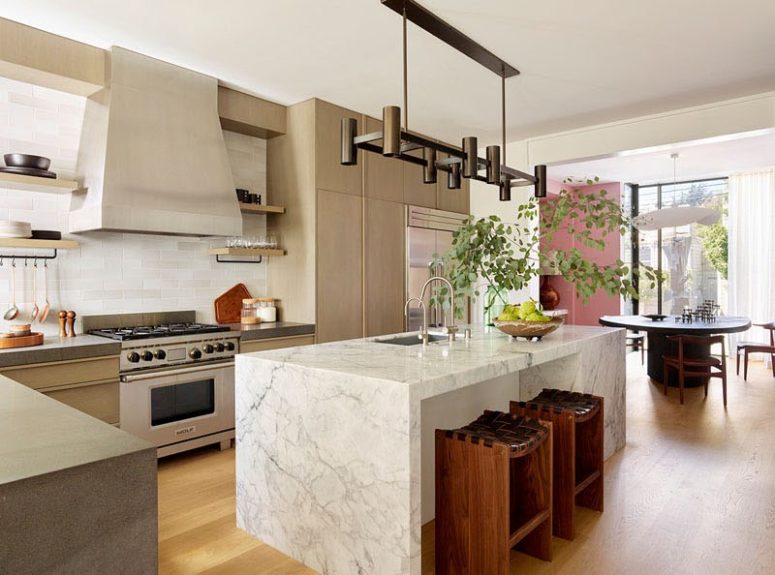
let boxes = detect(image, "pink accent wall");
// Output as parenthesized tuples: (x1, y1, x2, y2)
(540, 180, 622, 325)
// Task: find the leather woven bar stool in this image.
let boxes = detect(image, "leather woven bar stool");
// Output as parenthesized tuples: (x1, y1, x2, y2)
(511, 389, 604, 541)
(435, 410, 553, 575)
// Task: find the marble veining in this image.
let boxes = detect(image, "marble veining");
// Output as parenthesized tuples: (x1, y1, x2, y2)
(236, 325, 626, 575)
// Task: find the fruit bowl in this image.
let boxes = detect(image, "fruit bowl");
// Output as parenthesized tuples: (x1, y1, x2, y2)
(493, 317, 565, 340)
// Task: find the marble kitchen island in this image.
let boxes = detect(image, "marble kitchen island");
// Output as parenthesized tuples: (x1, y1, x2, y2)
(235, 324, 625, 575)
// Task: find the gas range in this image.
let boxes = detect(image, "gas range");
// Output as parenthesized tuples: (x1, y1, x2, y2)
(85, 312, 239, 457)
(89, 322, 240, 372)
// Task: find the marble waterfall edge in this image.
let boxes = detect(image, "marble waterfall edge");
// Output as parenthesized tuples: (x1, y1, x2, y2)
(236, 325, 626, 575)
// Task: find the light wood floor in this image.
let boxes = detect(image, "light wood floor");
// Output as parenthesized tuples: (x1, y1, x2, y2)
(158, 354, 775, 574)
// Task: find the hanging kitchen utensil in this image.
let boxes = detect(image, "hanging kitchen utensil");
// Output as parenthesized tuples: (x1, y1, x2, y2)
(38, 261, 50, 323)
(4, 260, 19, 321)
(30, 260, 39, 322)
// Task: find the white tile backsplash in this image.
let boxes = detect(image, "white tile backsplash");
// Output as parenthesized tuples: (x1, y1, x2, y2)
(0, 78, 270, 336)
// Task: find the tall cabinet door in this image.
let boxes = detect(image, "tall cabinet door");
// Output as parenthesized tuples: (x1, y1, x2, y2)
(317, 189, 363, 343)
(365, 199, 406, 337)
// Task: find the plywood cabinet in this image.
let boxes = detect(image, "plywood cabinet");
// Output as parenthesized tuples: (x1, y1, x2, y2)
(315, 100, 363, 196)
(363, 116, 403, 203)
(1, 356, 120, 424)
(365, 199, 406, 337)
(269, 98, 469, 344)
(316, 189, 364, 343)
(239, 335, 315, 354)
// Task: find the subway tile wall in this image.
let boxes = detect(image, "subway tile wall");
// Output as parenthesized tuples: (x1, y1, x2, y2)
(0, 77, 268, 335)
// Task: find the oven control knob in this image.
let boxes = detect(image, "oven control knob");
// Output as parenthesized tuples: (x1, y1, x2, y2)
(189, 348, 202, 359)
(215, 343, 225, 352)
(141, 351, 153, 362)
(225, 342, 236, 351)
(127, 352, 141, 363)
(154, 350, 166, 360)
(204, 344, 214, 354)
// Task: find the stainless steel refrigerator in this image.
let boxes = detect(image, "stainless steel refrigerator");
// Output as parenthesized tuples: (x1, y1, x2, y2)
(406, 205, 470, 331)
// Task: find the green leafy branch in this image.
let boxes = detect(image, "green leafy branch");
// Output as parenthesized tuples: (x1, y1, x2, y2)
(437, 179, 660, 319)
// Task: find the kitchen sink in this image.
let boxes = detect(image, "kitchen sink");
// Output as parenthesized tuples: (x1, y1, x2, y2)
(375, 334, 447, 346)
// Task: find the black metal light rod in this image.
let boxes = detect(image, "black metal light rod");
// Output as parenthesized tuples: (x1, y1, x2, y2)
(381, 0, 520, 79)
(501, 165, 536, 183)
(402, 131, 462, 158)
(354, 131, 384, 145)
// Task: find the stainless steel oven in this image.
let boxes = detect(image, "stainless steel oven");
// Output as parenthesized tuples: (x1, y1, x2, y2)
(120, 360, 235, 457)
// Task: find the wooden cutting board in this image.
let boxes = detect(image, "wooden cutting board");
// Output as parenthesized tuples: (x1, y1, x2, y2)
(0, 332, 44, 348)
(214, 283, 251, 324)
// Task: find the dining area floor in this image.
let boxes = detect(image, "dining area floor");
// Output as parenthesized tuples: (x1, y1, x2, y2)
(157, 351, 775, 575)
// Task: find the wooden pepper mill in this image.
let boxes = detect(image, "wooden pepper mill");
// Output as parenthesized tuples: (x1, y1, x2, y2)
(58, 310, 67, 338)
(66, 311, 76, 337)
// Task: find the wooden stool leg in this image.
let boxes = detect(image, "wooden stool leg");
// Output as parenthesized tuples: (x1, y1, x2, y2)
(550, 412, 576, 540)
(435, 431, 510, 575)
(736, 348, 740, 375)
(576, 402, 604, 514)
(512, 432, 553, 561)
(744, 350, 749, 381)
(679, 366, 685, 405)
(641, 343, 645, 365)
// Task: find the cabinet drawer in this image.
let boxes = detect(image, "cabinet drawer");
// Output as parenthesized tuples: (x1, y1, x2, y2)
(239, 335, 315, 354)
(1, 356, 120, 390)
(43, 380, 119, 425)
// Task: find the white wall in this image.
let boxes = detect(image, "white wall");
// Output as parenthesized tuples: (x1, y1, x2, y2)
(0, 77, 268, 335)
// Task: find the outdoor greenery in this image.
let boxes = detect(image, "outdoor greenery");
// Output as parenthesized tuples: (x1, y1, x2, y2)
(439, 179, 660, 319)
(699, 220, 728, 280)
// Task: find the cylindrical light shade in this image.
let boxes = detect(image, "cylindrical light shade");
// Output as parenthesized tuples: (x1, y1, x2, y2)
(340, 117, 358, 166)
(423, 148, 437, 184)
(486, 145, 501, 184)
(499, 177, 511, 201)
(534, 164, 547, 198)
(382, 106, 401, 157)
(447, 161, 461, 189)
(462, 136, 478, 178)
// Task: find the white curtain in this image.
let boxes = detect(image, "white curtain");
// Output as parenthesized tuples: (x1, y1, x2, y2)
(728, 167, 775, 351)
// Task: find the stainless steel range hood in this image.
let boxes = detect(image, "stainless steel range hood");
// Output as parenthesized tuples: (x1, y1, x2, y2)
(70, 47, 242, 237)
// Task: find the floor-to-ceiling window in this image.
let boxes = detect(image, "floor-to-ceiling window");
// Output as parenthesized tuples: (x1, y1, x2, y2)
(623, 178, 728, 315)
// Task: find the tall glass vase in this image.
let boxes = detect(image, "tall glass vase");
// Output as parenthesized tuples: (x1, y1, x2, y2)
(483, 285, 508, 326)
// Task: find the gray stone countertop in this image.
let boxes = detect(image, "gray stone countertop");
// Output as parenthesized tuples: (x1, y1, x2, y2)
(227, 321, 316, 342)
(0, 375, 153, 486)
(0, 335, 121, 369)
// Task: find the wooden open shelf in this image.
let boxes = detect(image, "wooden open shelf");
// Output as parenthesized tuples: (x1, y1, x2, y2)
(0, 172, 80, 194)
(207, 247, 286, 257)
(238, 202, 286, 214)
(0, 238, 79, 250)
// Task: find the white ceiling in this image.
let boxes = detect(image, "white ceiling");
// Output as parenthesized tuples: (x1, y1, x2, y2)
(2, 0, 775, 144)
(548, 130, 775, 185)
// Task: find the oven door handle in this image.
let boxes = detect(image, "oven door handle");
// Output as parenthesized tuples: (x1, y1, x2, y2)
(120, 361, 235, 382)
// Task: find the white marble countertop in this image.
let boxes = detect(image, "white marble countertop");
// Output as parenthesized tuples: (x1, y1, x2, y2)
(238, 324, 622, 401)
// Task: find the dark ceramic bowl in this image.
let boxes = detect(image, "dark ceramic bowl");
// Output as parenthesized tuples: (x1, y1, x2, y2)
(4, 154, 51, 170)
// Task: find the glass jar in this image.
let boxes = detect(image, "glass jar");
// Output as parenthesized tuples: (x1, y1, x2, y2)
(257, 298, 277, 323)
(241, 298, 261, 325)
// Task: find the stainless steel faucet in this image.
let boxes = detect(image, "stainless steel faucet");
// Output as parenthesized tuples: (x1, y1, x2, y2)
(420, 276, 458, 341)
(404, 297, 429, 345)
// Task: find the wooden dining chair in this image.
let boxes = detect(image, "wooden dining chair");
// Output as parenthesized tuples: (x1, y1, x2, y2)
(626, 332, 645, 365)
(736, 322, 775, 381)
(663, 335, 727, 406)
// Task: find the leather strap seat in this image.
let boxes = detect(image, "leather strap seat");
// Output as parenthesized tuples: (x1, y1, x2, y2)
(446, 410, 549, 455)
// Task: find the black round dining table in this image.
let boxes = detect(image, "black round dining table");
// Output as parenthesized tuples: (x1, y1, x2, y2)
(599, 315, 752, 387)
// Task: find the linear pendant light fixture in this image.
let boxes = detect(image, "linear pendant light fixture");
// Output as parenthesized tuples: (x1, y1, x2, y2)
(340, 0, 547, 201)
